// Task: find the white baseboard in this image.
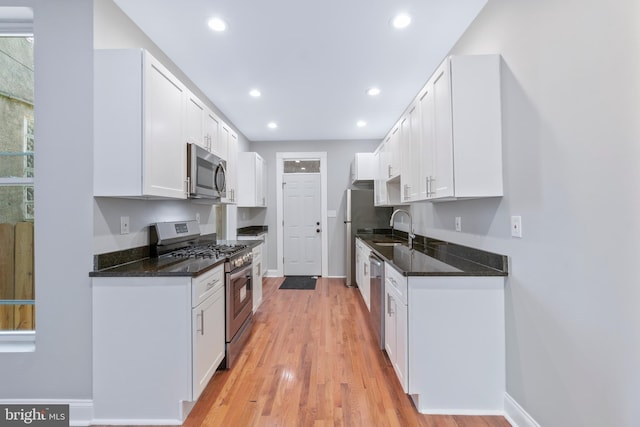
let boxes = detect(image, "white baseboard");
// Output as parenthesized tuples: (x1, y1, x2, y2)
(504, 393, 541, 427)
(0, 399, 93, 426)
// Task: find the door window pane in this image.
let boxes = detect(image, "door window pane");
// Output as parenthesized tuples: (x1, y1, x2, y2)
(284, 159, 320, 173)
(0, 34, 35, 331)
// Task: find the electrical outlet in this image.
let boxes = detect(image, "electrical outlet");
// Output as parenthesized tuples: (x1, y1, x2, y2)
(195, 212, 201, 224)
(120, 216, 130, 235)
(511, 216, 522, 238)
(455, 216, 462, 232)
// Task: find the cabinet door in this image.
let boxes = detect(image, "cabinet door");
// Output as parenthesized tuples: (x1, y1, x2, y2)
(384, 285, 396, 362)
(192, 286, 225, 400)
(223, 127, 238, 204)
(431, 59, 455, 199)
(143, 53, 187, 199)
(361, 248, 371, 311)
(220, 125, 237, 203)
(395, 295, 408, 392)
(355, 244, 362, 287)
(387, 125, 401, 179)
(205, 108, 221, 157)
(185, 91, 205, 148)
(373, 148, 386, 206)
(400, 103, 421, 202)
(256, 155, 266, 206)
(417, 85, 435, 200)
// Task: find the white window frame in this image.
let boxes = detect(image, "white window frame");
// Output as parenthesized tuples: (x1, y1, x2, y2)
(0, 12, 36, 350)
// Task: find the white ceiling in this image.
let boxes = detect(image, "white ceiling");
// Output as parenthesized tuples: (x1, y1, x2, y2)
(113, 0, 487, 142)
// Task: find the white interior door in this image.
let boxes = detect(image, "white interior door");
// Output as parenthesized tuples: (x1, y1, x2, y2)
(283, 173, 322, 276)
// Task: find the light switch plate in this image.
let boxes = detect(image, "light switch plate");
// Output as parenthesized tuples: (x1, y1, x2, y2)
(511, 216, 522, 238)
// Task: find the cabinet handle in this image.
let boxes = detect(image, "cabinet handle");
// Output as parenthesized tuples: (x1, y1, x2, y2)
(387, 294, 395, 315)
(185, 177, 191, 195)
(388, 164, 392, 178)
(364, 264, 368, 275)
(201, 309, 205, 335)
(197, 310, 204, 335)
(206, 278, 219, 290)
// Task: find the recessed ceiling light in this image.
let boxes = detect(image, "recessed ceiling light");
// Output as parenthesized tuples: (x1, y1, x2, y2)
(267, 122, 278, 129)
(357, 121, 367, 127)
(392, 13, 411, 29)
(249, 89, 261, 97)
(367, 87, 381, 96)
(207, 17, 227, 32)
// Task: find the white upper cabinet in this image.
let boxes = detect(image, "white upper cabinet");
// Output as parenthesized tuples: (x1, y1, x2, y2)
(186, 91, 227, 160)
(350, 153, 376, 183)
(373, 147, 388, 206)
(205, 108, 223, 159)
(374, 125, 404, 206)
(384, 124, 401, 181)
(374, 54, 503, 205)
(400, 102, 422, 203)
(95, 49, 187, 199)
(424, 55, 503, 201)
(221, 124, 238, 204)
(238, 152, 267, 207)
(185, 91, 206, 149)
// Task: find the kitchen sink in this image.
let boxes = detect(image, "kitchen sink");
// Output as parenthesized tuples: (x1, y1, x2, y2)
(372, 241, 405, 247)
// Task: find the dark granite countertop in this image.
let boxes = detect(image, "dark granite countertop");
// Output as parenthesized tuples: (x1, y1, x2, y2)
(90, 239, 263, 278)
(357, 231, 508, 277)
(237, 226, 268, 236)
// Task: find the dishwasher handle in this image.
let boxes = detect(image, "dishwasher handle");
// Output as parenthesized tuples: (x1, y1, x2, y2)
(369, 254, 383, 277)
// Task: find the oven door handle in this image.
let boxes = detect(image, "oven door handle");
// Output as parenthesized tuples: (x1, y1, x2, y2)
(230, 264, 253, 285)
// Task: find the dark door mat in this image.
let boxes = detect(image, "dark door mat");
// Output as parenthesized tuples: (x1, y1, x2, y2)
(279, 276, 317, 290)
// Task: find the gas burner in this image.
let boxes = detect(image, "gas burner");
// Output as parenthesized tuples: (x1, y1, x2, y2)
(168, 243, 248, 260)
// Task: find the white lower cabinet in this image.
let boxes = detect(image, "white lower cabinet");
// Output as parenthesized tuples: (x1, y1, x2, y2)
(384, 264, 408, 392)
(355, 238, 372, 311)
(191, 265, 226, 400)
(383, 262, 505, 414)
(92, 264, 226, 424)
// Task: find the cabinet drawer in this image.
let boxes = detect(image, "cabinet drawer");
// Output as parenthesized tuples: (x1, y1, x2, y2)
(192, 264, 225, 307)
(385, 263, 407, 304)
(253, 244, 263, 258)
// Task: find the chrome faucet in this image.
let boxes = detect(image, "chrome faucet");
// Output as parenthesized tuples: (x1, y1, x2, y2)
(389, 209, 415, 247)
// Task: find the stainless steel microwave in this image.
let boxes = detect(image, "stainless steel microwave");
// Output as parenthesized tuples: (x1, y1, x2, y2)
(187, 143, 226, 201)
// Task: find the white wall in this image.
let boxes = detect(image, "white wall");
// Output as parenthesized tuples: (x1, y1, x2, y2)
(92, 0, 250, 253)
(0, 0, 94, 401)
(250, 139, 379, 276)
(407, 1, 640, 426)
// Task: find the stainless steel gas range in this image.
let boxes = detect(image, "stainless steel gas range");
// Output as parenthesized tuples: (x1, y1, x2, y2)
(151, 220, 253, 369)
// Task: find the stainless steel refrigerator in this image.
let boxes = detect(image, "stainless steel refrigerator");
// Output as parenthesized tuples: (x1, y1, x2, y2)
(344, 188, 392, 287)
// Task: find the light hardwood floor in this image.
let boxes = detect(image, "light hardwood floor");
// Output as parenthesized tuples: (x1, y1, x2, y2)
(182, 277, 512, 427)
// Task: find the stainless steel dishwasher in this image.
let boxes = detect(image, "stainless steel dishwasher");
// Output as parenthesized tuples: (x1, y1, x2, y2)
(369, 253, 385, 350)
